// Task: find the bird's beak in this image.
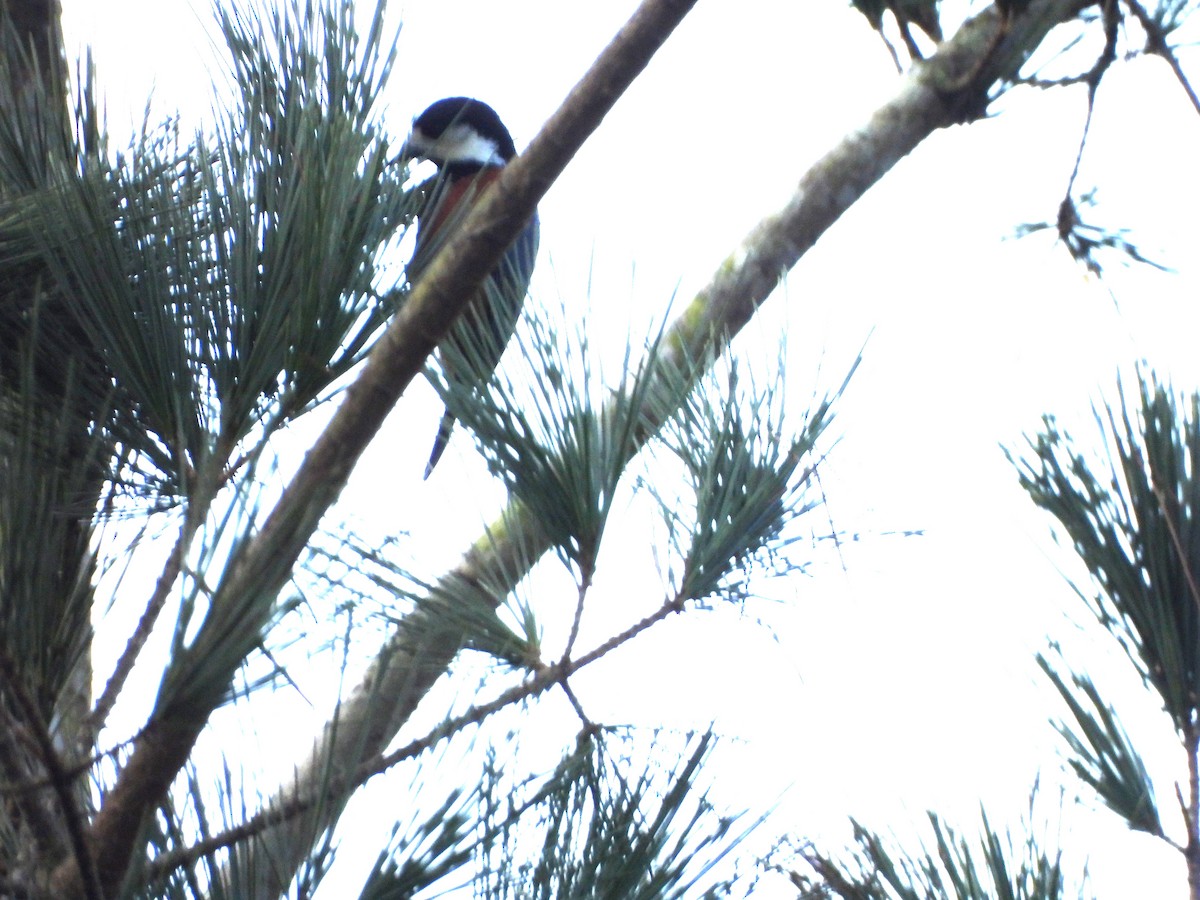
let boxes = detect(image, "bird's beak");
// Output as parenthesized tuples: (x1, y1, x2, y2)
(394, 125, 436, 167)
(391, 140, 418, 167)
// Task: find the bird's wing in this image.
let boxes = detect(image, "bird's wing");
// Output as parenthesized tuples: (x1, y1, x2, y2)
(442, 209, 538, 384)
(408, 166, 539, 382)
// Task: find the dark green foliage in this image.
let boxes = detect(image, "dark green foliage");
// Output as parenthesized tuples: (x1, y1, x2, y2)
(18, 0, 414, 501)
(437, 308, 691, 581)
(1037, 654, 1163, 837)
(0, 0, 108, 758)
(358, 730, 759, 899)
(358, 788, 478, 899)
(443, 302, 849, 612)
(0, 2, 422, 889)
(665, 360, 842, 605)
(794, 799, 1070, 899)
(1011, 372, 1200, 737)
(0, 337, 99, 719)
(505, 730, 751, 899)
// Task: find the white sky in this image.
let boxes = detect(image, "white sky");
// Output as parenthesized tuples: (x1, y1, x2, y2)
(61, 0, 1200, 896)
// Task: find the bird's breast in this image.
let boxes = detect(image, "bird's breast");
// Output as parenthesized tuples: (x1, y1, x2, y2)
(422, 167, 506, 241)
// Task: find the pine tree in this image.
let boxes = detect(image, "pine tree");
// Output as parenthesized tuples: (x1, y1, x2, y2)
(0, 0, 1191, 896)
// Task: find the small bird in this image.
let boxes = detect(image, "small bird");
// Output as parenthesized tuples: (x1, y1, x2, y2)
(400, 97, 539, 478)
(851, 0, 942, 67)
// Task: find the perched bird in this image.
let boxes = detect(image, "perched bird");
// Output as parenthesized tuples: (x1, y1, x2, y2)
(851, 0, 942, 67)
(400, 97, 539, 478)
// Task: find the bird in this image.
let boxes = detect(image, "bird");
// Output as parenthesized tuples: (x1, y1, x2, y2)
(399, 97, 539, 478)
(851, 0, 942, 67)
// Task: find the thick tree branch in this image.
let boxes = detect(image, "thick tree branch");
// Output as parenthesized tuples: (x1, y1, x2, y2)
(210, 0, 1091, 894)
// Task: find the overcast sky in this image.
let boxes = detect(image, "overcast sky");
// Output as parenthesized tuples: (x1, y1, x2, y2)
(60, 0, 1200, 895)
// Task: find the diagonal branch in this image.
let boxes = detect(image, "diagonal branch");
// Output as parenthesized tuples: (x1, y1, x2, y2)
(85, 494, 213, 740)
(49, 0, 702, 896)
(216, 0, 1093, 893)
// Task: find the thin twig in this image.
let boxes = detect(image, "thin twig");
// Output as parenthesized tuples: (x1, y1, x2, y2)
(85, 496, 208, 737)
(1147, 478, 1200, 616)
(1183, 723, 1200, 900)
(0, 704, 61, 863)
(0, 723, 148, 795)
(561, 568, 592, 664)
(1062, 0, 1118, 203)
(561, 680, 594, 731)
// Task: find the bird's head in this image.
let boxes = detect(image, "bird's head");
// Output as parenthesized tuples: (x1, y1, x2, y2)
(399, 97, 517, 172)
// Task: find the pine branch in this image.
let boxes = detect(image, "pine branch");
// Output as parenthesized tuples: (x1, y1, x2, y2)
(0, 690, 63, 874)
(40, 0, 1097, 894)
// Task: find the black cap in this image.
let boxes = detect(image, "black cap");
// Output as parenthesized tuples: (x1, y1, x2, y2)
(412, 97, 518, 161)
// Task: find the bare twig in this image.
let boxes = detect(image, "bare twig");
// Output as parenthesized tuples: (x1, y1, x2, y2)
(562, 572, 592, 664)
(1060, 0, 1119, 202)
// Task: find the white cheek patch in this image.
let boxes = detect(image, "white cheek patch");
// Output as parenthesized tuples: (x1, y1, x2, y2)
(429, 125, 504, 166)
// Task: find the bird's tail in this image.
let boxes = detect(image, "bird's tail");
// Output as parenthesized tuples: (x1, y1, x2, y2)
(423, 409, 457, 479)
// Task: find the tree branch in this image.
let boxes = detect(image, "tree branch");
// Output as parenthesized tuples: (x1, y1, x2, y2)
(0, 695, 63, 874)
(1185, 722, 1200, 900)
